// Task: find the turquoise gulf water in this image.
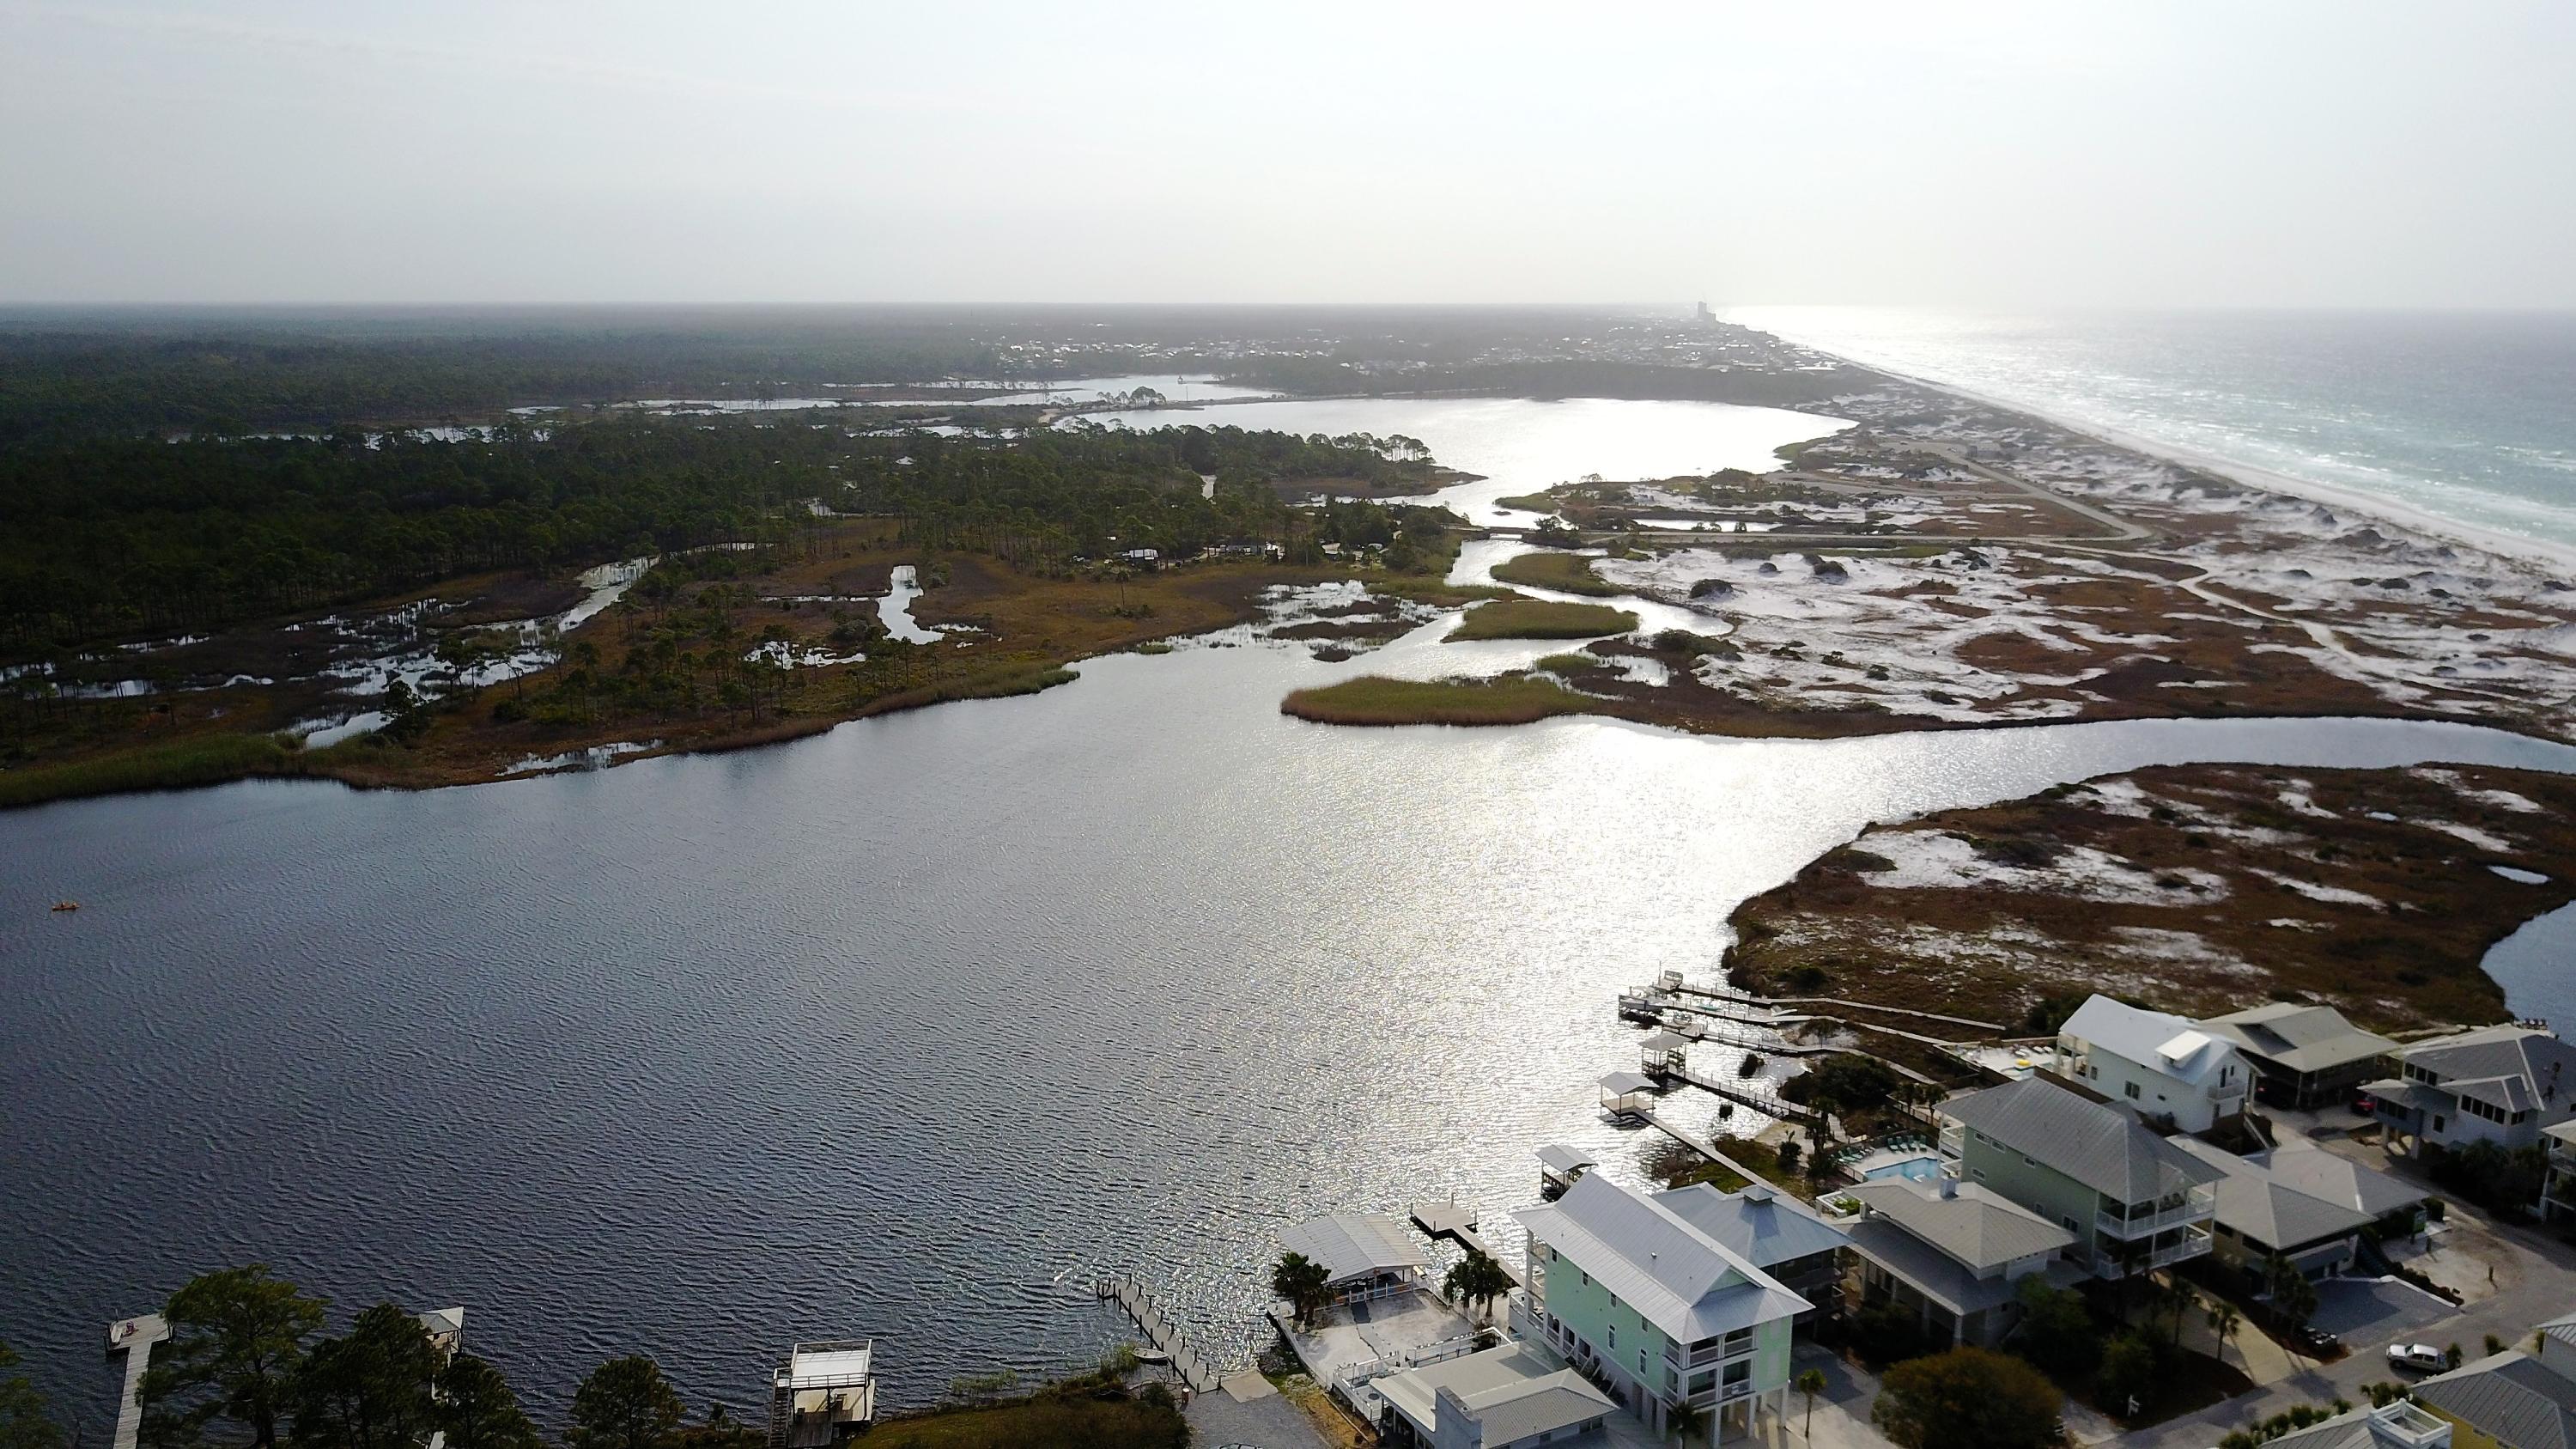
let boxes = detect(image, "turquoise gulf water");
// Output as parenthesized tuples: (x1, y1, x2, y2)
(1728, 307, 2576, 562)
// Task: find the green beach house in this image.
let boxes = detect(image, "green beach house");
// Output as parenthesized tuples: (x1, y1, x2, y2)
(1511, 1173, 1808, 1442)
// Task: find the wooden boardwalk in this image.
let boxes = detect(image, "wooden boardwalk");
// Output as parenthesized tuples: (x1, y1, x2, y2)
(1638, 1108, 1777, 1189)
(1094, 1276, 1226, 1393)
(105, 1315, 168, 1449)
(1654, 1060, 1814, 1123)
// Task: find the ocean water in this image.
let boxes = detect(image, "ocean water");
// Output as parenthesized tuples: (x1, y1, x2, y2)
(1728, 307, 2576, 562)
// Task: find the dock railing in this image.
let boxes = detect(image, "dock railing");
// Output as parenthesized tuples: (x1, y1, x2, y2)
(1092, 1275, 1230, 1393)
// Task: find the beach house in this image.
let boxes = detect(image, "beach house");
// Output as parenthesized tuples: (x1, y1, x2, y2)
(1511, 1173, 1807, 1441)
(2409, 1312, 2576, 1449)
(2198, 1002, 2397, 1111)
(1937, 1076, 2226, 1279)
(2173, 1139, 2378, 1284)
(2366, 1025, 2576, 1160)
(1651, 1182, 1849, 1332)
(2055, 995, 2249, 1132)
(1835, 1175, 2081, 1350)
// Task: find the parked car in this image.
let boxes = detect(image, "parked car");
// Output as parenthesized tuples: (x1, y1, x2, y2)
(2389, 1343, 2445, 1373)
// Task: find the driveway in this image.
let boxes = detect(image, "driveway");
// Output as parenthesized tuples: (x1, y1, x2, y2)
(2306, 1276, 2455, 1342)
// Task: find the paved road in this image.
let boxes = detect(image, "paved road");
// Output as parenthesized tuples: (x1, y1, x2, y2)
(2126, 1185, 2576, 1448)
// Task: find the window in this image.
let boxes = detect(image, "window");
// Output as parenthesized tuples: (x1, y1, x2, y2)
(1607, 1326, 1617, 1350)
(2062, 1215, 2079, 1231)
(2433, 1115, 2447, 1133)
(1722, 1361, 1751, 1387)
(1690, 1371, 1716, 1396)
(2125, 1082, 2142, 1100)
(1637, 1349, 1646, 1374)
(1723, 1328, 1753, 1355)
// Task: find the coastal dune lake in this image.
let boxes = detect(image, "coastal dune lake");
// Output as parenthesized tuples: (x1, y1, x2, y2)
(9, 395, 2576, 1425)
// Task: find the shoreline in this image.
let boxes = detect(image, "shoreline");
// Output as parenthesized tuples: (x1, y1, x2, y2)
(1746, 323, 2576, 580)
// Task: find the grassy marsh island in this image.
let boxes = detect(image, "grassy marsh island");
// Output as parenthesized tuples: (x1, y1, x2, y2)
(1485, 551, 1620, 595)
(1278, 673, 1593, 727)
(1725, 761, 2576, 1031)
(1447, 598, 1637, 641)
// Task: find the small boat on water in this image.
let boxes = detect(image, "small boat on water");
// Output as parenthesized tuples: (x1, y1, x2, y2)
(51, 901, 79, 912)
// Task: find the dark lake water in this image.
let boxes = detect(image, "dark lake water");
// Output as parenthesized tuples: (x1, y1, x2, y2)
(9, 631, 2576, 1431)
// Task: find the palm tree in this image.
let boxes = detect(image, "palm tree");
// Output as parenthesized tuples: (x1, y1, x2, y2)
(1667, 1401, 1710, 1448)
(2206, 1302, 2243, 1370)
(1270, 1252, 1331, 1330)
(1441, 1251, 1515, 1326)
(1795, 1367, 1828, 1438)
(2164, 1280, 2201, 1349)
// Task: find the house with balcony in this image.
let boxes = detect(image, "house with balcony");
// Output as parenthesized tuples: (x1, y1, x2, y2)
(2199, 1002, 2398, 1111)
(1650, 1182, 1849, 1334)
(2174, 1138, 2377, 1284)
(1836, 1175, 2081, 1350)
(2055, 995, 2250, 1132)
(2542, 1121, 2576, 1226)
(1511, 1172, 1808, 1441)
(1937, 1076, 2227, 1279)
(2366, 1025, 2576, 1160)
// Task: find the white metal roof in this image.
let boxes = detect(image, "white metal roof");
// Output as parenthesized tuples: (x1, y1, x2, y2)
(1514, 1173, 1808, 1342)
(1277, 1213, 1427, 1285)
(2062, 995, 2243, 1091)
(1535, 1143, 1597, 1175)
(781, 1342, 874, 1389)
(1599, 1070, 1655, 1096)
(1374, 1342, 1615, 1444)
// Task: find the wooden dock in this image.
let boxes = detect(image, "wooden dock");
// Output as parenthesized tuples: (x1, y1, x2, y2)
(105, 1315, 169, 1449)
(1638, 1109, 1777, 1189)
(1652, 1059, 1815, 1123)
(1408, 1202, 1519, 1285)
(1093, 1276, 1225, 1393)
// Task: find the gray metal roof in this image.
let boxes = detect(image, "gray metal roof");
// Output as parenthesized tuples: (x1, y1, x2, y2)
(1941, 1077, 2227, 1201)
(2199, 1002, 2397, 1075)
(2401, 1026, 2576, 1111)
(2256, 1144, 2426, 1221)
(1514, 1172, 1809, 1342)
(2175, 1140, 2375, 1253)
(1840, 1217, 2081, 1318)
(2413, 1351, 2576, 1449)
(1844, 1178, 2075, 1271)
(1652, 1182, 1851, 1270)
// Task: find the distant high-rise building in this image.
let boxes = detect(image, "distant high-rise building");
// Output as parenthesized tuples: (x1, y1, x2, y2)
(1695, 300, 1716, 322)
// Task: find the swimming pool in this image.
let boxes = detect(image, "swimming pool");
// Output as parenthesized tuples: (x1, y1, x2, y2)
(1859, 1154, 1942, 1183)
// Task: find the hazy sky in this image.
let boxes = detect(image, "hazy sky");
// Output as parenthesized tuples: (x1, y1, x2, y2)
(4, 1, 2573, 307)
